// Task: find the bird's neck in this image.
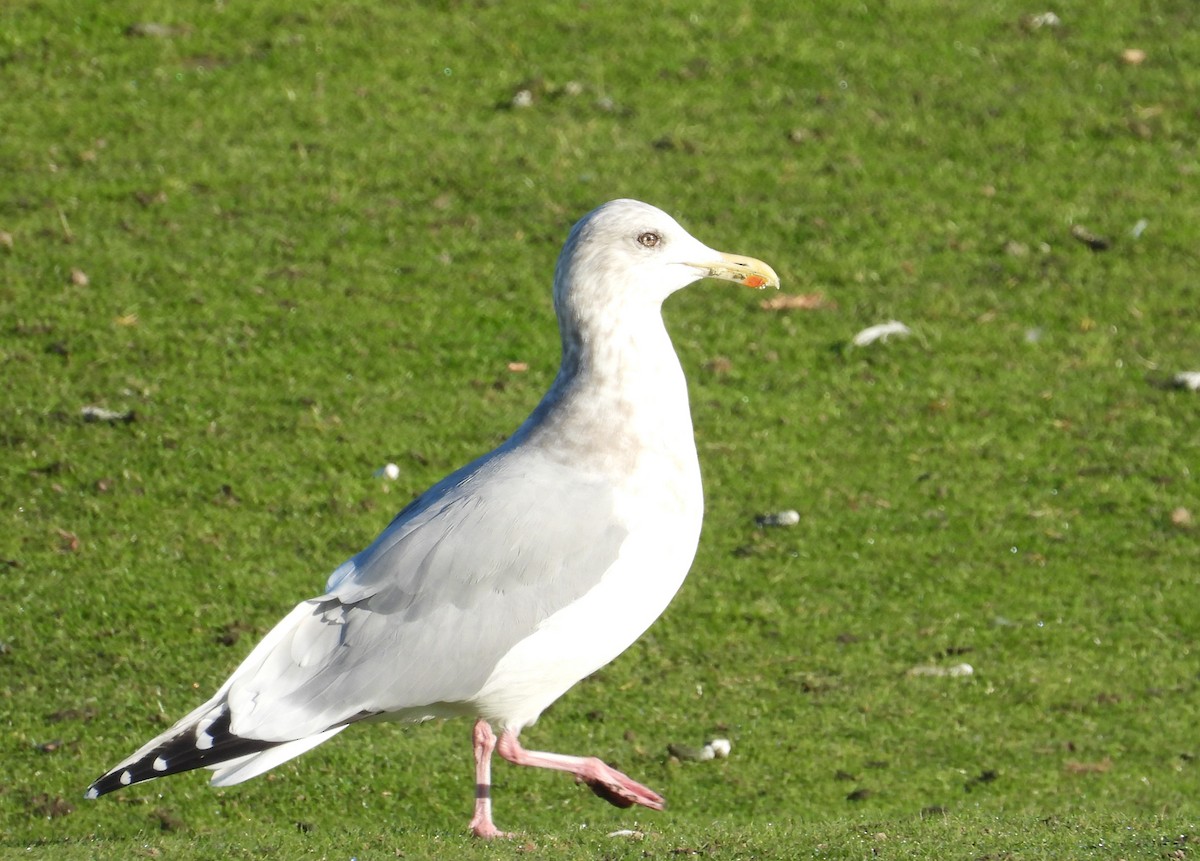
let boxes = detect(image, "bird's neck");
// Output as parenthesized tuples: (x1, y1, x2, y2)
(520, 308, 697, 474)
(560, 304, 680, 386)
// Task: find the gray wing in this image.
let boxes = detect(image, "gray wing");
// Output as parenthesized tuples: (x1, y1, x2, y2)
(221, 448, 629, 741)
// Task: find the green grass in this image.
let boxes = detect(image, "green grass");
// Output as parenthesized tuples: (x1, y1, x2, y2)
(2, 0, 1198, 858)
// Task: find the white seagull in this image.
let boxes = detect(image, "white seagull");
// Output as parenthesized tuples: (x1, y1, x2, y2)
(87, 199, 780, 838)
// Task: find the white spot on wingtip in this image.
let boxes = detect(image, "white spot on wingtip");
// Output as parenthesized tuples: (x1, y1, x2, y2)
(196, 714, 216, 749)
(153, 756, 168, 771)
(119, 770, 133, 786)
(85, 787, 99, 800)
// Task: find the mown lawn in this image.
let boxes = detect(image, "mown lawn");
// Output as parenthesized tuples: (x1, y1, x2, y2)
(2, 0, 1197, 858)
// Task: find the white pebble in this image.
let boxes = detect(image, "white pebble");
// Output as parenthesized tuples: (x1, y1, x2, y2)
(1173, 371, 1200, 391)
(907, 663, 974, 678)
(707, 738, 732, 758)
(81, 405, 133, 422)
(375, 463, 401, 480)
(851, 320, 912, 347)
(1027, 11, 1061, 28)
(757, 510, 800, 527)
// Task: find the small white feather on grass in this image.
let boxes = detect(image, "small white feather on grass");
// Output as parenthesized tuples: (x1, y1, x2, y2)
(852, 320, 912, 347)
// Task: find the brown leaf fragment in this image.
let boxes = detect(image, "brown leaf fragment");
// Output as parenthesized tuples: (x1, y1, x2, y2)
(56, 529, 80, 552)
(69, 267, 89, 286)
(134, 190, 168, 207)
(1065, 757, 1112, 774)
(760, 292, 832, 311)
(1127, 119, 1153, 140)
(125, 22, 191, 38)
(1070, 224, 1110, 251)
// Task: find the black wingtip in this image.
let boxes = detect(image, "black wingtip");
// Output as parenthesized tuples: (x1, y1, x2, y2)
(85, 771, 127, 800)
(86, 708, 278, 798)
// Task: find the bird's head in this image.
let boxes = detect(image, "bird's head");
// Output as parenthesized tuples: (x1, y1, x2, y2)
(553, 199, 780, 314)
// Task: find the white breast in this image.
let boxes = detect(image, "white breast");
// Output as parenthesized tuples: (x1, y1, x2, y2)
(473, 467, 702, 731)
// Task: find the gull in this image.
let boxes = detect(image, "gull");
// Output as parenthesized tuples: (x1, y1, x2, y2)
(86, 199, 780, 838)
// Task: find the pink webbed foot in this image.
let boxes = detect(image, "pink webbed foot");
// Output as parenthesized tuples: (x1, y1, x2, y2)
(496, 729, 665, 812)
(468, 816, 516, 840)
(574, 758, 665, 810)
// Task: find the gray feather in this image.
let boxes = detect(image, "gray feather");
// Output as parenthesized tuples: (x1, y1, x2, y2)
(224, 447, 628, 740)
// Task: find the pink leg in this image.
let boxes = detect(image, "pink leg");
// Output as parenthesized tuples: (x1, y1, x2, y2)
(495, 729, 665, 811)
(468, 719, 512, 839)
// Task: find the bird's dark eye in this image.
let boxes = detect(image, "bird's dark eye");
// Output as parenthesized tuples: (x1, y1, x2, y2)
(637, 231, 661, 248)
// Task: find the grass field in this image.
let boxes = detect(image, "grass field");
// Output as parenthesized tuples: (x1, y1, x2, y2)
(2, 0, 1198, 858)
